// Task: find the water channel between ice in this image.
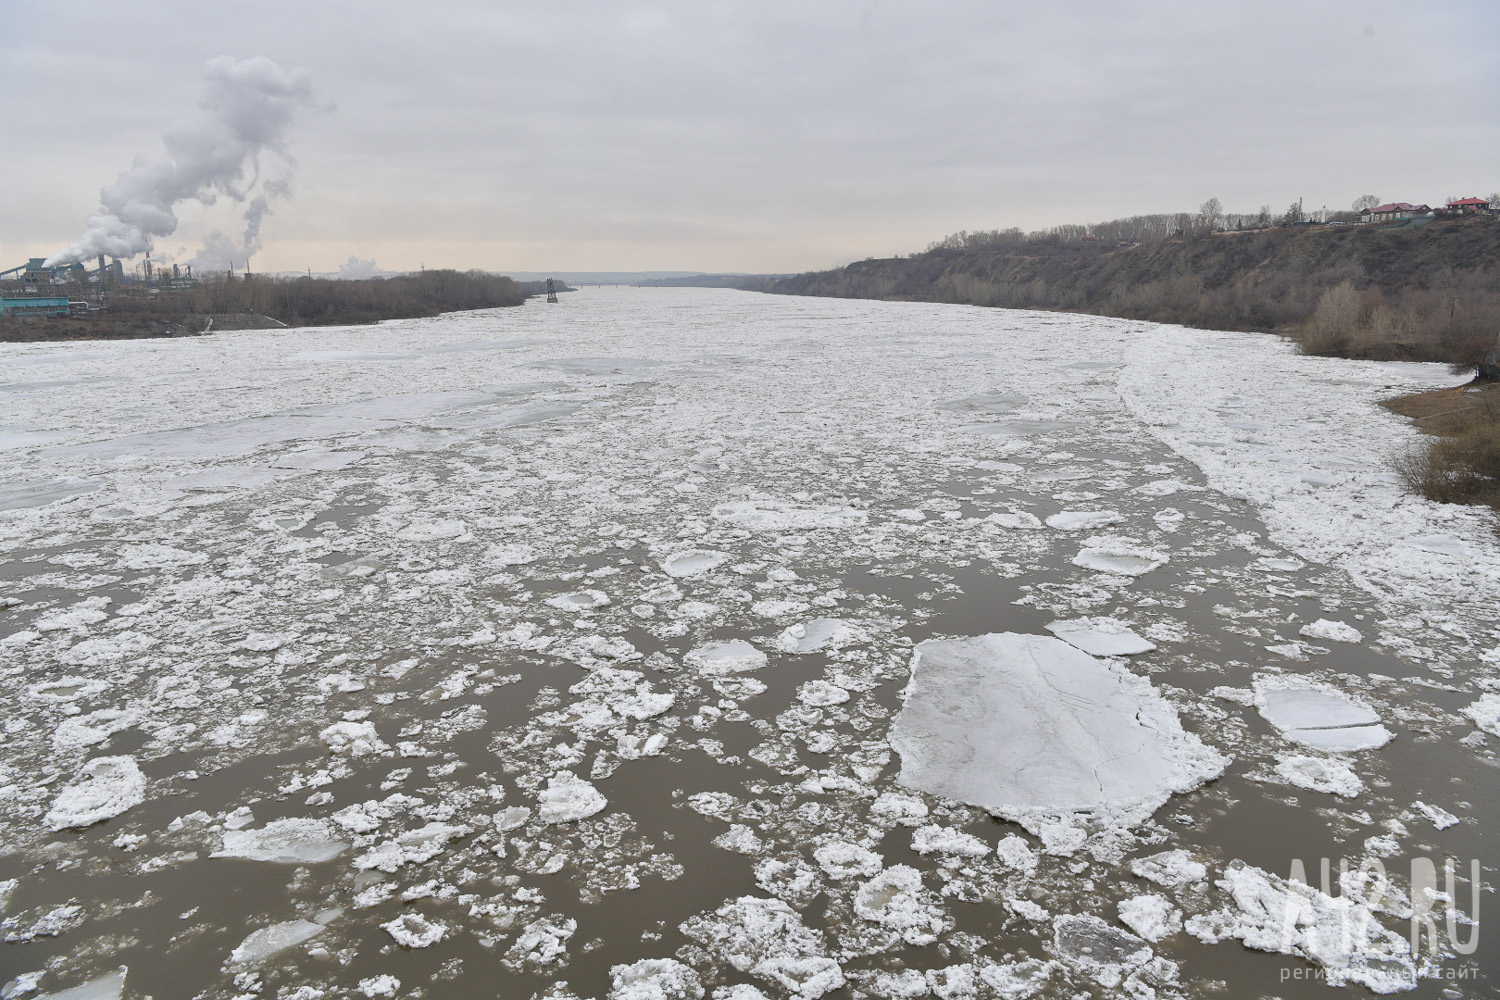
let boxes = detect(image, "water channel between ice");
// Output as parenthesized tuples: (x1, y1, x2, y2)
(0, 287, 1496, 1000)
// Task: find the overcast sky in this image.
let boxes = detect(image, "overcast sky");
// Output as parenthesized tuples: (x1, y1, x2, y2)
(3, 1, 1496, 274)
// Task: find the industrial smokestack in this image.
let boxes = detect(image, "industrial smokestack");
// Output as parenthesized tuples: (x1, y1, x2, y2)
(44, 56, 318, 268)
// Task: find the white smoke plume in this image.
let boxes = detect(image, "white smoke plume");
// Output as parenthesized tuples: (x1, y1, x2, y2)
(45, 55, 317, 268)
(336, 255, 381, 280)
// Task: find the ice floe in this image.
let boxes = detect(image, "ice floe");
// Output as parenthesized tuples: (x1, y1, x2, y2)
(537, 773, 608, 823)
(1186, 863, 1416, 992)
(1254, 678, 1393, 750)
(1272, 754, 1364, 797)
(214, 818, 348, 863)
(44, 757, 146, 831)
(1298, 618, 1363, 644)
(889, 634, 1225, 850)
(230, 919, 326, 964)
(1043, 617, 1156, 656)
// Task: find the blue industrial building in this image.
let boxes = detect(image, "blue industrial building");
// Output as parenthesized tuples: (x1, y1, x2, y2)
(0, 296, 78, 318)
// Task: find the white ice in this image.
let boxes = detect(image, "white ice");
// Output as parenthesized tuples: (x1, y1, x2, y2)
(1044, 618, 1156, 656)
(537, 773, 608, 823)
(889, 634, 1225, 847)
(230, 920, 326, 964)
(214, 818, 348, 863)
(1255, 679, 1392, 751)
(44, 757, 146, 831)
(34, 970, 126, 1000)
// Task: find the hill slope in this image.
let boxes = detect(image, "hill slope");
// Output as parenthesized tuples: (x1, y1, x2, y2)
(768, 217, 1500, 364)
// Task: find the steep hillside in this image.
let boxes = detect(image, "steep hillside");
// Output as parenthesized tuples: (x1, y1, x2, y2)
(768, 217, 1500, 364)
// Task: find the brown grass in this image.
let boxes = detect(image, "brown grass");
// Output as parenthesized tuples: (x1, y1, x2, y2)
(1386, 382, 1500, 510)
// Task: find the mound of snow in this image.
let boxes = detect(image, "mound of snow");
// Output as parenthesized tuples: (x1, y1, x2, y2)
(889, 634, 1225, 851)
(45, 756, 146, 831)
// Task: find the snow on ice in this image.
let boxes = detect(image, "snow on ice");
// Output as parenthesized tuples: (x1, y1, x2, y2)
(888, 633, 1225, 850)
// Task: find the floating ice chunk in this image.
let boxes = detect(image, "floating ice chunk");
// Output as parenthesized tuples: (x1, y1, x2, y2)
(1254, 679, 1392, 750)
(661, 549, 730, 578)
(910, 825, 989, 857)
(936, 392, 1030, 412)
(1298, 619, 1363, 644)
(485, 542, 538, 567)
(357, 975, 401, 998)
(537, 773, 607, 823)
(271, 449, 365, 471)
(509, 916, 577, 965)
(853, 865, 948, 946)
(714, 825, 765, 855)
(995, 835, 1038, 874)
(320, 720, 389, 756)
(751, 957, 845, 999)
(294, 350, 415, 361)
(889, 634, 1226, 850)
(1053, 914, 1151, 973)
(796, 681, 850, 707)
(1117, 895, 1182, 943)
(1273, 755, 1363, 798)
(1072, 543, 1167, 577)
(813, 842, 884, 880)
(775, 619, 856, 655)
(214, 818, 348, 863)
(712, 501, 866, 532)
(34, 603, 108, 632)
(495, 806, 531, 831)
(1130, 849, 1207, 888)
(870, 791, 929, 827)
(231, 919, 326, 964)
(355, 822, 469, 872)
(381, 912, 447, 949)
(1045, 510, 1123, 531)
(547, 589, 610, 610)
(33, 969, 127, 1000)
(985, 511, 1043, 530)
(608, 958, 704, 1000)
(1186, 863, 1416, 992)
(27, 676, 109, 703)
(679, 896, 829, 975)
(1462, 693, 1500, 736)
(956, 419, 1078, 435)
(0, 478, 99, 510)
(686, 640, 768, 676)
(1412, 801, 1459, 830)
(44, 756, 146, 831)
(1404, 534, 1473, 557)
(524, 356, 664, 373)
(1044, 618, 1156, 656)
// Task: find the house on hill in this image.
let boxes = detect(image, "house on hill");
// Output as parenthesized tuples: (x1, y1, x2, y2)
(1361, 202, 1431, 222)
(1444, 197, 1492, 215)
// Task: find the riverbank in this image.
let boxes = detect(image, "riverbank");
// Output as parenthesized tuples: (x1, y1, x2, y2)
(767, 216, 1500, 368)
(1385, 379, 1500, 509)
(0, 269, 531, 343)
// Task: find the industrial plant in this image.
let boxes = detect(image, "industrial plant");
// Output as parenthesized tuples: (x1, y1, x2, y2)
(0, 252, 204, 321)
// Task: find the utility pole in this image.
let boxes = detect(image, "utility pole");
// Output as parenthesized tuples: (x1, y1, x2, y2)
(546, 277, 558, 303)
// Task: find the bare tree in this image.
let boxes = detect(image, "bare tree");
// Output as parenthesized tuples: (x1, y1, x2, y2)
(1196, 197, 1224, 233)
(1352, 194, 1381, 212)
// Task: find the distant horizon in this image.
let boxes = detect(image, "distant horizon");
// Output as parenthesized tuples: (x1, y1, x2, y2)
(4, 2, 1495, 275)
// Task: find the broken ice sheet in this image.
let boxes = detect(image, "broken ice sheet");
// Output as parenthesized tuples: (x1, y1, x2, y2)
(1254, 677, 1392, 750)
(1044, 617, 1156, 656)
(888, 633, 1225, 852)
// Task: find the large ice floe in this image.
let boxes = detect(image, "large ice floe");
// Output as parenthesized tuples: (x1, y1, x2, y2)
(888, 633, 1226, 851)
